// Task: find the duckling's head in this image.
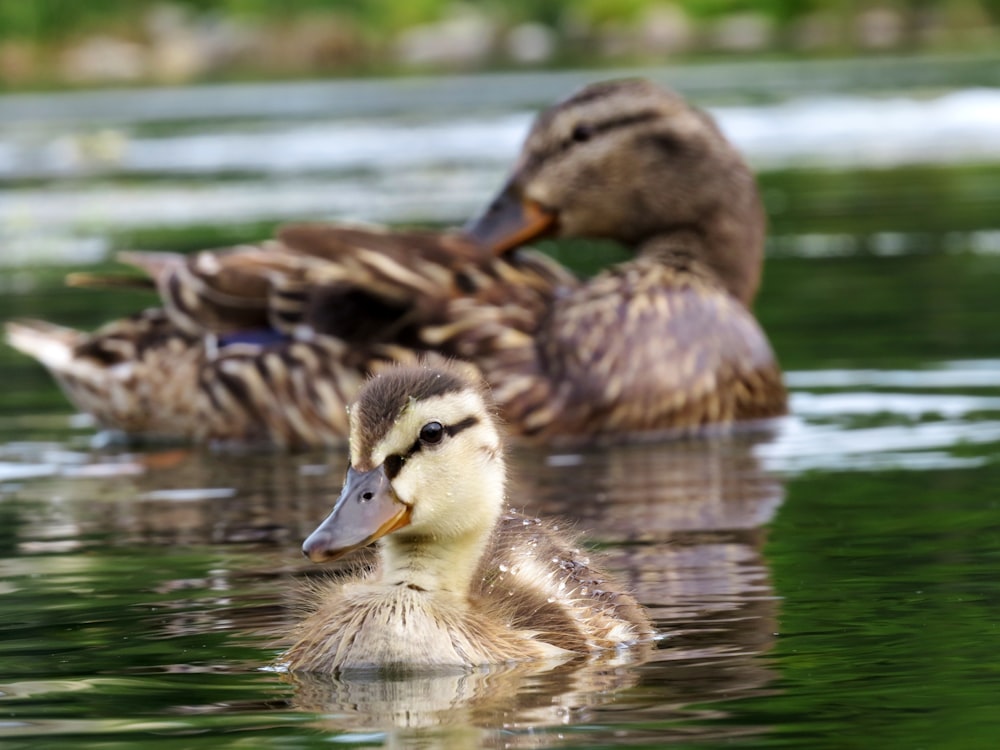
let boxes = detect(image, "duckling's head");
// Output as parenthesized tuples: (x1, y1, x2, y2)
(466, 78, 764, 305)
(302, 363, 505, 563)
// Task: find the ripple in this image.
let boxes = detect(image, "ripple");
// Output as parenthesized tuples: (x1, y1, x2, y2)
(1, 83, 998, 254)
(758, 416, 1000, 474)
(3, 89, 998, 180)
(139, 488, 237, 502)
(791, 391, 1000, 419)
(787, 362, 1000, 389)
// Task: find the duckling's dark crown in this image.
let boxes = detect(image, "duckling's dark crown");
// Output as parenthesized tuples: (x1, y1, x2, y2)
(353, 365, 490, 457)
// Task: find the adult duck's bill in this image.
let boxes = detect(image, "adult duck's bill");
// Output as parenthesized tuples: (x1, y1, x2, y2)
(302, 465, 412, 563)
(464, 180, 556, 255)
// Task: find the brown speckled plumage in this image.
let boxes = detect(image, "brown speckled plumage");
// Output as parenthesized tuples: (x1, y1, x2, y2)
(281, 364, 651, 672)
(5, 78, 785, 447)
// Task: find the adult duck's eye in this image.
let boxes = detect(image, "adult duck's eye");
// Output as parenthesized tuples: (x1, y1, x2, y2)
(419, 421, 444, 445)
(384, 454, 404, 479)
(571, 123, 594, 143)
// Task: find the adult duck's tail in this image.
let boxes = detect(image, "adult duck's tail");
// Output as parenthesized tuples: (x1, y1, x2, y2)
(5, 319, 81, 373)
(5, 313, 207, 440)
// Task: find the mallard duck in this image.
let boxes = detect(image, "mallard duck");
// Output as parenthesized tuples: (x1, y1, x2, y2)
(5, 78, 785, 446)
(280, 363, 652, 672)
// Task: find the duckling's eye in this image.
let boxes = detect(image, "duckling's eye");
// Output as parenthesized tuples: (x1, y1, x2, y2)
(384, 454, 404, 479)
(419, 421, 444, 445)
(571, 123, 594, 143)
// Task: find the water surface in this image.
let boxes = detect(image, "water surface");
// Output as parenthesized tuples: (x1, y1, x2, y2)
(2, 62, 1000, 748)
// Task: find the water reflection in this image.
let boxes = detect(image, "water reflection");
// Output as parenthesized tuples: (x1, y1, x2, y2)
(284, 647, 780, 748)
(0, 56, 997, 746)
(0, 424, 785, 745)
(275, 435, 781, 745)
(516, 437, 782, 629)
(288, 652, 650, 749)
(2, 67, 998, 266)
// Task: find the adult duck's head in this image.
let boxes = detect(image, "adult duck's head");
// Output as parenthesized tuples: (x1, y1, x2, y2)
(465, 78, 765, 306)
(302, 363, 504, 564)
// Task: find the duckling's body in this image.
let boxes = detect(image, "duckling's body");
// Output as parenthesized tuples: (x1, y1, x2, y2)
(6, 79, 785, 447)
(282, 364, 651, 672)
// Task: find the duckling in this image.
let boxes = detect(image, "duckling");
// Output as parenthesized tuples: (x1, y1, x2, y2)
(281, 363, 652, 672)
(5, 78, 784, 446)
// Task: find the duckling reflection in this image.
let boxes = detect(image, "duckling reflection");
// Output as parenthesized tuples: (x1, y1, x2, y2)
(282, 363, 653, 673)
(287, 650, 649, 748)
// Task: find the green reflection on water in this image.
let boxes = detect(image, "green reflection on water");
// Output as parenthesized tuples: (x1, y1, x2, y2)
(760, 164, 1000, 238)
(1, 152, 1000, 748)
(0, 541, 306, 749)
(694, 461, 1000, 750)
(760, 251, 1000, 370)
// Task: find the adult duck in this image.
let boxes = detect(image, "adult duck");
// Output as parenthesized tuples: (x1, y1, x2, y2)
(5, 78, 785, 446)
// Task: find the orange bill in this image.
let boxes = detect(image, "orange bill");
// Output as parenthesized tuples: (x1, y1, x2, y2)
(464, 181, 556, 256)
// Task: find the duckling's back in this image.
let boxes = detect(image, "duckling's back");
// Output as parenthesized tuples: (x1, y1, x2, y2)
(475, 513, 653, 652)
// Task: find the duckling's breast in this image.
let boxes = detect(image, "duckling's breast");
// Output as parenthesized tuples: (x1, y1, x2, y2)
(282, 582, 555, 673)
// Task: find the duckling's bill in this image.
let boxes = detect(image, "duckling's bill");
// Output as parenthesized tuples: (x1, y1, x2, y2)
(302, 465, 412, 563)
(464, 181, 556, 255)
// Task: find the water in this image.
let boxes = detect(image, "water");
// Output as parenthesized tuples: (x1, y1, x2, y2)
(2, 57, 999, 265)
(2, 61, 1000, 748)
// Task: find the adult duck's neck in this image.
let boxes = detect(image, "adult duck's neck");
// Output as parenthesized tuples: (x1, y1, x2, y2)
(378, 522, 494, 599)
(637, 201, 765, 308)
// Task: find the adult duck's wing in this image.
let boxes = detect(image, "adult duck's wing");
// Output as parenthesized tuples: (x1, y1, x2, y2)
(275, 224, 485, 346)
(118, 245, 301, 337)
(111, 225, 492, 345)
(437, 256, 785, 440)
(6, 224, 584, 446)
(499, 259, 787, 438)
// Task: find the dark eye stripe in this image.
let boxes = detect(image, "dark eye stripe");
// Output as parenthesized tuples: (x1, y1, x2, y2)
(583, 109, 661, 140)
(444, 416, 479, 438)
(384, 454, 404, 479)
(525, 109, 663, 173)
(393, 415, 482, 470)
(556, 110, 661, 155)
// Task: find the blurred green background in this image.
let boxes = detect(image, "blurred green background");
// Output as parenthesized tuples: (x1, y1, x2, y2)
(2, 0, 999, 88)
